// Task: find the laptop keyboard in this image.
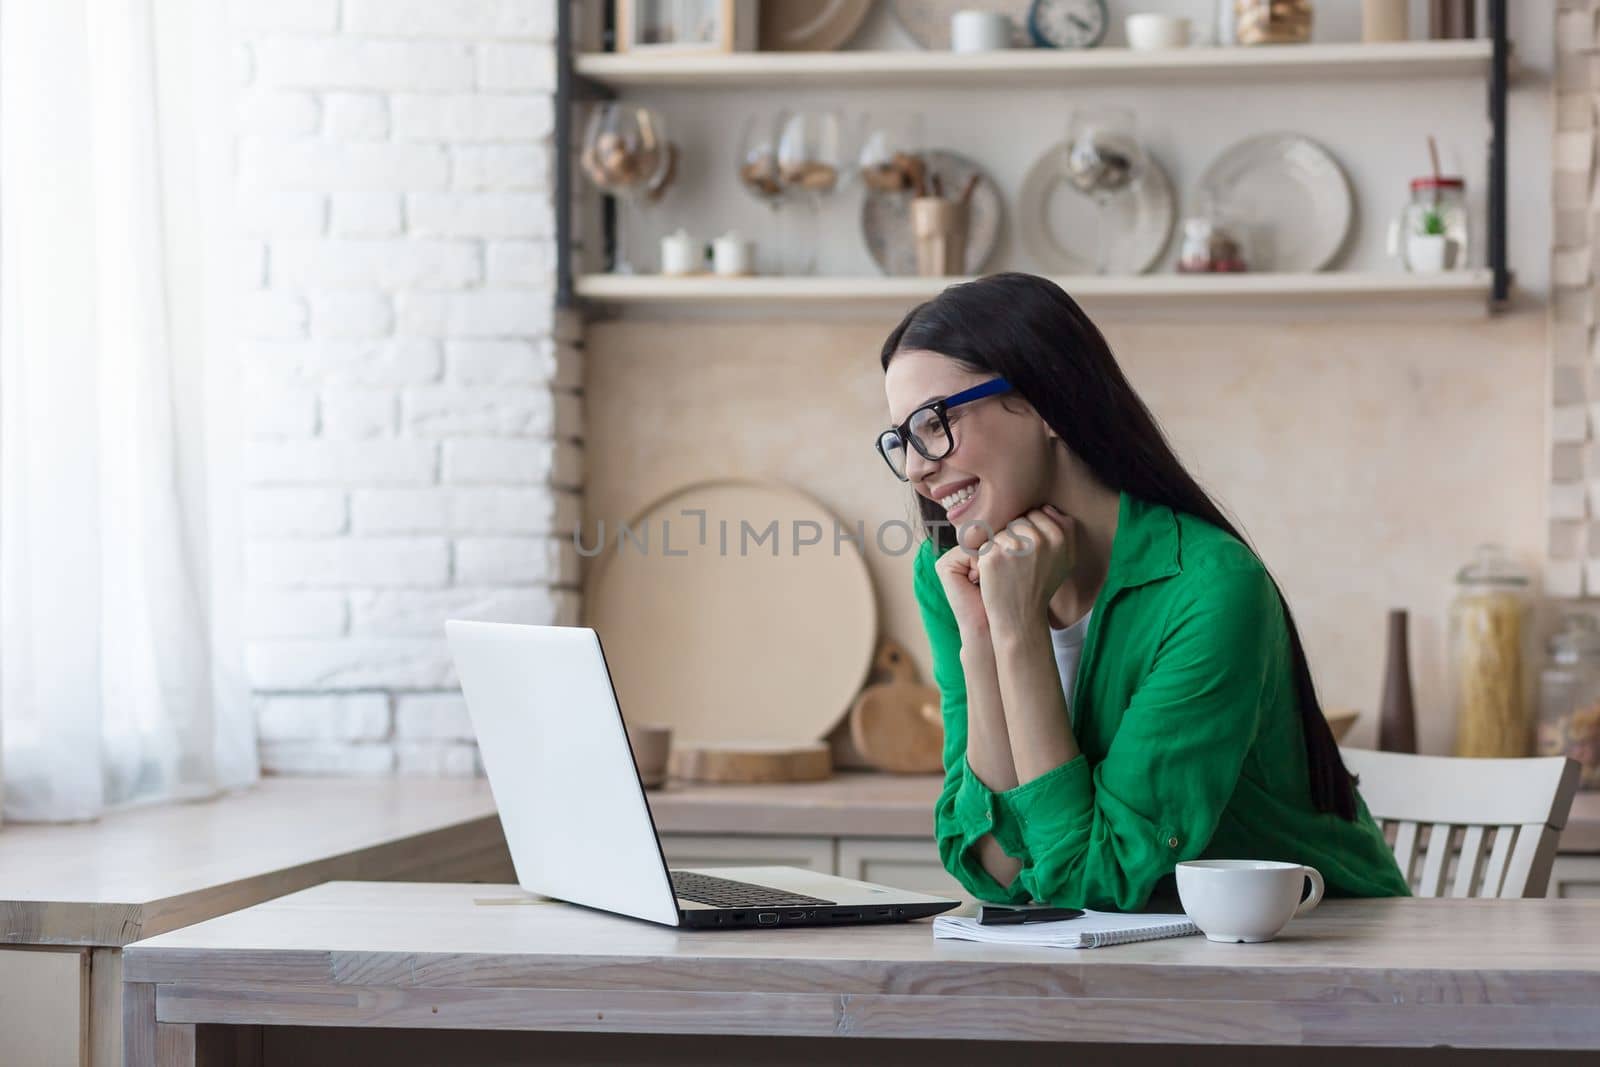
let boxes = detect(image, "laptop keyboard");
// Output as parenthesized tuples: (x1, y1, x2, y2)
(670, 869, 835, 908)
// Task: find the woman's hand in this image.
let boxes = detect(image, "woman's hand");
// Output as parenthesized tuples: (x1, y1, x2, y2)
(934, 540, 991, 642)
(977, 504, 1077, 642)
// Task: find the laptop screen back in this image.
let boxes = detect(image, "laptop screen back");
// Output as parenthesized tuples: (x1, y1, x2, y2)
(445, 620, 680, 926)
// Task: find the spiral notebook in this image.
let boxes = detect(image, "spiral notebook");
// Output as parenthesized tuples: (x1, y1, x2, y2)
(933, 909, 1199, 949)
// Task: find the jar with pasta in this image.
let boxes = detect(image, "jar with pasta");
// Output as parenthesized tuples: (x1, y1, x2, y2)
(1538, 613, 1600, 789)
(1448, 544, 1534, 758)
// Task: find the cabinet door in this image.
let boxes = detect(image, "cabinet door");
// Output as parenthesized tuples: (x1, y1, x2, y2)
(837, 838, 970, 899)
(1548, 854, 1600, 898)
(0, 946, 87, 1067)
(659, 834, 836, 873)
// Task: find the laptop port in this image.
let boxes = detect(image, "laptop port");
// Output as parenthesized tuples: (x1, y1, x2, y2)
(757, 912, 779, 926)
(874, 909, 893, 918)
(833, 911, 861, 920)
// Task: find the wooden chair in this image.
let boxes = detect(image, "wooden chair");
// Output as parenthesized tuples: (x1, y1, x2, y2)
(1339, 748, 1581, 898)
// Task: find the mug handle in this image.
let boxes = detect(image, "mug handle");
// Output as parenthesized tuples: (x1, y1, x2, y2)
(1295, 866, 1325, 916)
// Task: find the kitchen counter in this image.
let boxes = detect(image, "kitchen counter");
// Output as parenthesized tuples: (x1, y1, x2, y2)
(646, 771, 941, 837)
(0, 777, 513, 1067)
(0, 776, 510, 947)
(648, 769, 1600, 852)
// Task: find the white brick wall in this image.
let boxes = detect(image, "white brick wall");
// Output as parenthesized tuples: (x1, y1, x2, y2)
(1550, 1, 1600, 597)
(234, 0, 578, 776)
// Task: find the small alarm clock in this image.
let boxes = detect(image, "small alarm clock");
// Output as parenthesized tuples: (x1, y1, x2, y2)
(1027, 0, 1108, 48)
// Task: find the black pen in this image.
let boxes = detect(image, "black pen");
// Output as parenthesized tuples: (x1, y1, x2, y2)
(977, 905, 1085, 926)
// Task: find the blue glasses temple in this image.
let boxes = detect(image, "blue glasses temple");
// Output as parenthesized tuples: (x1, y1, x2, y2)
(942, 377, 1012, 408)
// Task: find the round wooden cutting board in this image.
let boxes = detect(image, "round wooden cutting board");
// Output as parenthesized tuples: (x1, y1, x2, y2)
(670, 741, 833, 784)
(585, 480, 878, 749)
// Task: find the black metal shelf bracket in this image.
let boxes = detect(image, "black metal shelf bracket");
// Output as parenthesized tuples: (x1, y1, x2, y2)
(555, 2, 577, 309)
(555, 4, 615, 309)
(1488, 0, 1510, 309)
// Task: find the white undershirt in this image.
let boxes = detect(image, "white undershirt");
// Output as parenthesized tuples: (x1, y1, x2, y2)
(1049, 608, 1092, 726)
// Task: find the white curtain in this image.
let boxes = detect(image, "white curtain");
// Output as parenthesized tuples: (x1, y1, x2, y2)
(0, 0, 255, 821)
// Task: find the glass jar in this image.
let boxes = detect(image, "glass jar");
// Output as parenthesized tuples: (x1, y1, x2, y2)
(1234, 0, 1313, 44)
(1449, 545, 1535, 758)
(1392, 177, 1470, 272)
(1177, 217, 1248, 273)
(1538, 614, 1600, 790)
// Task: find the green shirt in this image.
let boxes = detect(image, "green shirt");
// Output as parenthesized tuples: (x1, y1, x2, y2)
(914, 490, 1410, 910)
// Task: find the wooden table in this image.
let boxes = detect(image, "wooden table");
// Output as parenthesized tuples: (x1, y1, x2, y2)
(123, 881, 1600, 1067)
(1, 778, 512, 1067)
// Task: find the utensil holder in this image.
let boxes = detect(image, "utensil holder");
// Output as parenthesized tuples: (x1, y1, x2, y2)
(909, 196, 969, 276)
(624, 723, 673, 788)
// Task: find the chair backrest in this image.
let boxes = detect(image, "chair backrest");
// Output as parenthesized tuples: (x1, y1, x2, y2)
(1339, 748, 1581, 898)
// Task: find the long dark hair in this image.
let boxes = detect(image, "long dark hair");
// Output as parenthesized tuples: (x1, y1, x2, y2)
(882, 272, 1358, 820)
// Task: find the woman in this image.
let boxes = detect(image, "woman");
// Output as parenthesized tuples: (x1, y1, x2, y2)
(877, 273, 1409, 910)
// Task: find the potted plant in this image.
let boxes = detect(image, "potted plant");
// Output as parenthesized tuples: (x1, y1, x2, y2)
(1405, 205, 1458, 273)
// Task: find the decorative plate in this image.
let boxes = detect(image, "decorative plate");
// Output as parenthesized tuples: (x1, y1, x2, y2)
(1194, 133, 1355, 273)
(759, 0, 873, 52)
(1017, 142, 1175, 274)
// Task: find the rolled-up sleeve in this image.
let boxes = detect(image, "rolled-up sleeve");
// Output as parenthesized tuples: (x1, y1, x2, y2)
(914, 541, 1032, 903)
(1002, 563, 1282, 911)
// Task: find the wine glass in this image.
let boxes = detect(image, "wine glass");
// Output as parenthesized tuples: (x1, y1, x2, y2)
(735, 111, 789, 274)
(1062, 107, 1147, 275)
(775, 108, 846, 275)
(856, 109, 926, 202)
(579, 102, 670, 274)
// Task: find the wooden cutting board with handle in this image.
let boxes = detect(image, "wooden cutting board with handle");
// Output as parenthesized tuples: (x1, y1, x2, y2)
(848, 638, 945, 774)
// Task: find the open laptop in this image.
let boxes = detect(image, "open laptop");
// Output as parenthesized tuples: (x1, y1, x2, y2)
(445, 619, 961, 929)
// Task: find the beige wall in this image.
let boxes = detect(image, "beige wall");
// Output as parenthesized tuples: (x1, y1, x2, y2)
(583, 312, 1547, 756)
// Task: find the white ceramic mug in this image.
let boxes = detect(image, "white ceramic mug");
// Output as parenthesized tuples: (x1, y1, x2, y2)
(1175, 859, 1324, 943)
(951, 10, 1012, 52)
(1126, 13, 1191, 50)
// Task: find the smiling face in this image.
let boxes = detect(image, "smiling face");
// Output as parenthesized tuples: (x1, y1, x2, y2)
(883, 348, 1058, 547)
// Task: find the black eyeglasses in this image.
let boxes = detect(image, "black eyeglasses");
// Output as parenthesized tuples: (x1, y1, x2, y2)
(875, 377, 1013, 482)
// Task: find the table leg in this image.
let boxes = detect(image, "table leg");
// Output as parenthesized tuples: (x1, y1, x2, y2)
(156, 1024, 197, 1066)
(125, 981, 161, 1067)
(89, 947, 122, 1067)
(125, 983, 263, 1067)
(123, 981, 197, 1067)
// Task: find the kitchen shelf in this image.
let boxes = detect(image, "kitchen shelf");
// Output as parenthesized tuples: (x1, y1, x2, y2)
(576, 270, 1497, 313)
(574, 40, 1494, 91)
(557, 6, 1512, 309)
